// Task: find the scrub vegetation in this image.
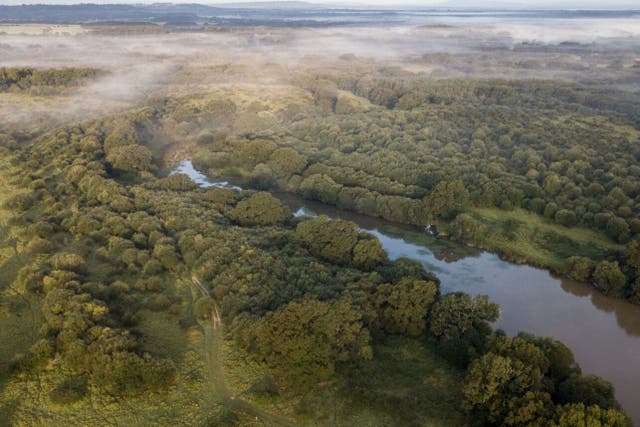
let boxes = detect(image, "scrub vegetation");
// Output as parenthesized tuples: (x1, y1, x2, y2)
(0, 14, 639, 426)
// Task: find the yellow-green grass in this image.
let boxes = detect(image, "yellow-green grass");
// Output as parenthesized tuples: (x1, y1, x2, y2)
(0, 156, 43, 413)
(470, 207, 624, 270)
(0, 273, 247, 426)
(223, 335, 465, 427)
(329, 336, 465, 427)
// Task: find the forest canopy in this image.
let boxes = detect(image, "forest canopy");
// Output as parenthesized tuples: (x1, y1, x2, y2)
(0, 19, 638, 426)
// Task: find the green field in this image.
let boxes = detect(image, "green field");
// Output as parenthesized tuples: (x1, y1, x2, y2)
(467, 207, 625, 271)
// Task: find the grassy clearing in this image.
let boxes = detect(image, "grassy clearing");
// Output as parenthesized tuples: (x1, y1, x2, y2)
(329, 336, 465, 427)
(469, 207, 624, 270)
(136, 310, 189, 364)
(224, 335, 465, 427)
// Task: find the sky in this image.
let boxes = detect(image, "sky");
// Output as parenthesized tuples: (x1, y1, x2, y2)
(0, 0, 638, 8)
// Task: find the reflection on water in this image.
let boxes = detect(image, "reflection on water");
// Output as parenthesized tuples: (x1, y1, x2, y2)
(171, 159, 242, 191)
(176, 160, 640, 424)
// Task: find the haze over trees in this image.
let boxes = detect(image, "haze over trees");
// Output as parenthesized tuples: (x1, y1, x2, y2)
(0, 10, 638, 426)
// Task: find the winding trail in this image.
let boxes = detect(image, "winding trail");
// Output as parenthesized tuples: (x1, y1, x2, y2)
(190, 276, 298, 427)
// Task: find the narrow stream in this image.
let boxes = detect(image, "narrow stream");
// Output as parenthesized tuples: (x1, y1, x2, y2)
(173, 160, 640, 425)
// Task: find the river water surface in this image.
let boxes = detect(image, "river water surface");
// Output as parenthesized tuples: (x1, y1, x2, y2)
(173, 160, 640, 425)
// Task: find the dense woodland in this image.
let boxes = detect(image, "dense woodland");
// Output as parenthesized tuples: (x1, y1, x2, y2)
(0, 67, 102, 94)
(182, 69, 640, 304)
(0, 86, 632, 425)
(0, 26, 639, 425)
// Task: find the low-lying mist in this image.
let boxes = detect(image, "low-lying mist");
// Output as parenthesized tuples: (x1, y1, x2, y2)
(1, 16, 639, 131)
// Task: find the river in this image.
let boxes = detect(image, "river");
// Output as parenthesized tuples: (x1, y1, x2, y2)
(172, 159, 640, 425)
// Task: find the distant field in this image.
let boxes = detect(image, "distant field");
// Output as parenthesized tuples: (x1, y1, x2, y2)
(0, 24, 88, 35)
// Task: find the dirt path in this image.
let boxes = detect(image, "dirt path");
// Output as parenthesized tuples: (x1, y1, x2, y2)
(190, 276, 298, 427)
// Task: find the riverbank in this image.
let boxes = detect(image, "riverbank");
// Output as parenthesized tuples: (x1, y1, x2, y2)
(176, 157, 627, 298)
(456, 207, 624, 273)
(173, 159, 640, 424)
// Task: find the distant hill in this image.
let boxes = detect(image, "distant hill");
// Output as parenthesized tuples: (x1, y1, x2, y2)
(0, 3, 637, 27)
(211, 1, 325, 9)
(0, 3, 393, 26)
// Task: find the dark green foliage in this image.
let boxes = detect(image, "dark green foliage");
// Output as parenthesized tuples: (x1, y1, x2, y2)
(352, 238, 388, 270)
(3, 193, 35, 211)
(0, 72, 631, 424)
(252, 298, 372, 393)
(106, 144, 153, 173)
(267, 147, 307, 178)
(563, 256, 596, 283)
(247, 164, 277, 190)
(555, 209, 577, 227)
(423, 180, 469, 220)
(449, 213, 487, 243)
(607, 216, 631, 243)
(375, 278, 438, 337)
(299, 174, 342, 205)
(429, 293, 499, 342)
(593, 261, 627, 297)
(294, 216, 387, 270)
(428, 293, 499, 367)
(229, 192, 291, 226)
(190, 75, 640, 304)
(553, 403, 629, 427)
(462, 353, 552, 425)
(25, 237, 54, 254)
(624, 239, 640, 278)
(518, 334, 580, 386)
(558, 375, 619, 410)
(461, 333, 626, 426)
(377, 257, 436, 283)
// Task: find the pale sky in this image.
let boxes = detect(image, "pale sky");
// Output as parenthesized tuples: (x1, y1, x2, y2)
(1, 0, 638, 8)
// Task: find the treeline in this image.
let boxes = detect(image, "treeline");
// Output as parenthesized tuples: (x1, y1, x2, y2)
(0, 108, 631, 425)
(188, 72, 640, 303)
(0, 67, 103, 94)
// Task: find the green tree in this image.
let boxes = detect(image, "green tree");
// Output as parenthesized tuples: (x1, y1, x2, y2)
(422, 179, 469, 220)
(449, 213, 487, 243)
(352, 238, 388, 270)
(558, 375, 619, 410)
(593, 261, 627, 297)
(462, 353, 542, 424)
(254, 298, 371, 393)
(429, 293, 499, 341)
(106, 144, 153, 173)
(563, 256, 596, 283)
(375, 278, 438, 337)
(294, 216, 358, 266)
(606, 216, 631, 243)
(299, 174, 342, 205)
(267, 147, 307, 178)
(553, 403, 629, 427)
(555, 209, 577, 227)
(625, 240, 640, 278)
(229, 192, 291, 226)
